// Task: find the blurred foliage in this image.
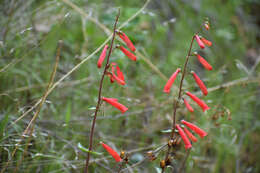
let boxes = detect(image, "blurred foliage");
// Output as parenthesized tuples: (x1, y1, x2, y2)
(0, 0, 259, 172)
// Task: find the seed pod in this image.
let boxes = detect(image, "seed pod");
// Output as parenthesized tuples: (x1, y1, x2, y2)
(160, 160, 166, 169)
(120, 151, 125, 159)
(168, 139, 174, 147)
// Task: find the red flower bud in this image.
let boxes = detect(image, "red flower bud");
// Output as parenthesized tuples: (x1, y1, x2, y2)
(102, 97, 128, 113)
(111, 63, 125, 85)
(183, 127, 197, 142)
(183, 99, 194, 112)
(100, 142, 122, 162)
(186, 92, 210, 112)
(119, 46, 137, 61)
(97, 45, 109, 68)
(195, 53, 213, 71)
(191, 71, 208, 96)
(163, 68, 181, 93)
(181, 120, 208, 138)
(204, 23, 210, 30)
(201, 37, 212, 47)
(195, 35, 205, 49)
(176, 124, 192, 149)
(117, 31, 136, 52)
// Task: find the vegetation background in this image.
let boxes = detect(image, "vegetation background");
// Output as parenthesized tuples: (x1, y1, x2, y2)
(0, 0, 259, 172)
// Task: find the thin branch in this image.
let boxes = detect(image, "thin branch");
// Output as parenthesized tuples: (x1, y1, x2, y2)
(1, 40, 62, 173)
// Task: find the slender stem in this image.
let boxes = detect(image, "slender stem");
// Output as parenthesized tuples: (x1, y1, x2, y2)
(171, 35, 195, 138)
(178, 149, 191, 173)
(161, 35, 195, 173)
(84, 10, 120, 173)
(117, 161, 125, 173)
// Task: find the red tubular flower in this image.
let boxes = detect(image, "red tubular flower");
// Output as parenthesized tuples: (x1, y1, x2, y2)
(97, 45, 109, 68)
(191, 71, 208, 96)
(117, 31, 136, 52)
(100, 142, 122, 162)
(163, 68, 181, 93)
(176, 124, 192, 149)
(119, 46, 137, 61)
(201, 37, 212, 47)
(183, 99, 194, 112)
(195, 35, 205, 49)
(111, 63, 125, 85)
(116, 66, 124, 81)
(195, 53, 213, 71)
(183, 127, 197, 142)
(181, 120, 208, 138)
(186, 91, 210, 112)
(102, 97, 128, 113)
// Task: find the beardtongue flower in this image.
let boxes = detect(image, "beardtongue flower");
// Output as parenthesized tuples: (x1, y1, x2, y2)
(116, 66, 124, 81)
(176, 124, 192, 149)
(195, 35, 205, 49)
(119, 46, 137, 61)
(200, 37, 212, 47)
(181, 120, 208, 138)
(111, 63, 125, 85)
(186, 91, 210, 112)
(163, 68, 181, 93)
(195, 52, 213, 71)
(191, 71, 208, 96)
(116, 31, 136, 52)
(183, 127, 197, 142)
(97, 45, 109, 68)
(183, 98, 194, 112)
(100, 142, 122, 162)
(102, 97, 128, 113)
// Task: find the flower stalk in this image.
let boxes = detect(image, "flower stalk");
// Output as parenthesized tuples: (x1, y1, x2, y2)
(84, 10, 121, 173)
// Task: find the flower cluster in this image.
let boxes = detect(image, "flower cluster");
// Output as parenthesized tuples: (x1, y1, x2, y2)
(163, 20, 213, 150)
(97, 31, 137, 114)
(176, 120, 207, 149)
(97, 31, 136, 161)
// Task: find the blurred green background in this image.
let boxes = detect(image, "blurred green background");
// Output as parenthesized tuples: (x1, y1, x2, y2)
(0, 0, 259, 172)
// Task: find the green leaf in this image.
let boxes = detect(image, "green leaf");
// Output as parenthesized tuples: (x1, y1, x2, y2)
(161, 129, 172, 133)
(77, 143, 102, 155)
(0, 114, 9, 140)
(65, 101, 71, 125)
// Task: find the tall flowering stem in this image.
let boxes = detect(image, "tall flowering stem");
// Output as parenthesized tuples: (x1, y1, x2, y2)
(84, 10, 121, 173)
(162, 35, 195, 173)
